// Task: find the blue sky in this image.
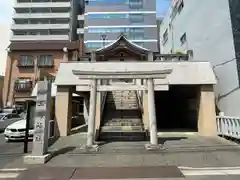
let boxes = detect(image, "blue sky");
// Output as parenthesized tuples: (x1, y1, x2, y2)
(156, 0, 171, 17)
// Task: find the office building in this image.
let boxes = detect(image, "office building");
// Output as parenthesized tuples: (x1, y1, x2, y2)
(11, 0, 84, 41)
(160, 0, 240, 117)
(84, 0, 158, 52)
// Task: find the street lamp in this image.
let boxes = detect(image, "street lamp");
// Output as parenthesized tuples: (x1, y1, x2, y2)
(101, 34, 107, 48)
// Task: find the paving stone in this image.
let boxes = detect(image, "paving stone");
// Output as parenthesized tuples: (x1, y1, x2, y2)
(71, 166, 184, 179)
(16, 167, 75, 180)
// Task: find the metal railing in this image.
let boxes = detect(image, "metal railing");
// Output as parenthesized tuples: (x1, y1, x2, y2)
(154, 53, 189, 61)
(216, 115, 240, 139)
(15, 81, 33, 92)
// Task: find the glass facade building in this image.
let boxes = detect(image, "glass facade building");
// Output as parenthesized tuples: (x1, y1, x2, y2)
(84, 0, 158, 51)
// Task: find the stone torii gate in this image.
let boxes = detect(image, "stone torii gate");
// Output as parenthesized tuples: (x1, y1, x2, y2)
(72, 69, 172, 151)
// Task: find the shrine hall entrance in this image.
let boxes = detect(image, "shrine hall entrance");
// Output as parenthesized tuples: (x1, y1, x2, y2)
(155, 85, 199, 132)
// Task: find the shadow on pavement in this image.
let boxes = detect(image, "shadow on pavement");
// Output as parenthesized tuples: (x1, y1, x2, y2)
(158, 137, 188, 144)
(49, 146, 76, 159)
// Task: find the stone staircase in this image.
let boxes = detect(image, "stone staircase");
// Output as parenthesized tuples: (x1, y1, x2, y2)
(99, 91, 146, 141)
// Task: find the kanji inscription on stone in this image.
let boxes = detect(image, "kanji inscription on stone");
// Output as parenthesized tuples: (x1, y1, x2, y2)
(32, 81, 51, 156)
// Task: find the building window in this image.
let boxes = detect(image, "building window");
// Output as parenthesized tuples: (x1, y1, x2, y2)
(18, 55, 34, 67)
(162, 29, 168, 45)
(88, 14, 127, 19)
(129, 0, 143, 9)
(86, 42, 103, 48)
(88, 27, 144, 34)
(170, 0, 184, 22)
(178, 0, 184, 13)
(128, 32, 144, 40)
(15, 78, 33, 92)
(38, 55, 54, 67)
(129, 14, 144, 23)
(88, 13, 145, 23)
(180, 33, 187, 45)
(87, 0, 128, 5)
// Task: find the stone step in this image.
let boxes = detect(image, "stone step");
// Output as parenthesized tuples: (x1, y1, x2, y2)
(103, 117, 142, 121)
(106, 102, 138, 104)
(101, 126, 144, 131)
(102, 121, 143, 125)
(105, 106, 138, 108)
(102, 117, 142, 121)
(105, 102, 138, 104)
(106, 100, 138, 103)
(106, 102, 138, 106)
(107, 99, 137, 101)
(106, 101, 138, 104)
(99, 131, 146, 141)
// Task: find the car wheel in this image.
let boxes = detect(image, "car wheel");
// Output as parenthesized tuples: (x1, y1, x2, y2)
(5, 138, 10, 143)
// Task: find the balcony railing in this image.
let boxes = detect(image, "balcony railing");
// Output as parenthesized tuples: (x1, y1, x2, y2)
(15, 81, 33, 92)
(17, 61, 34, 68)
(154, 53, 189, 61)
(77, 53, 191, 62)
(37, 60, 54, 68)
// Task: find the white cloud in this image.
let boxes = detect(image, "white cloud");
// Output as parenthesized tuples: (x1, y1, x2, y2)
(0, 0, 14, 75)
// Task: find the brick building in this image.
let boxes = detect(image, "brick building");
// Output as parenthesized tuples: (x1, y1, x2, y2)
(3, 40, 84, 107)
(0, 75, 4, 108)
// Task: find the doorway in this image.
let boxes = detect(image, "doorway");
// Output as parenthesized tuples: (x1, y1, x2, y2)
(155, 85, 199, 132)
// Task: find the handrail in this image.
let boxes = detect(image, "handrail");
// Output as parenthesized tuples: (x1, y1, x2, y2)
(135, 90, 143, 115)
(216, 115, 240, 139)
(101, 92, 107, 116)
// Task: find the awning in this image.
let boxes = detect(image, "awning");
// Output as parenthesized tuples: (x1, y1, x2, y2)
(31, 83, 79, 97)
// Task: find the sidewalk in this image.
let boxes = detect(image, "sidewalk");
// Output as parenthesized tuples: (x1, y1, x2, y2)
(16, 166, 184, 180)
(12, 166, 240, 180)
(44, 133, 240, 168)
(5, 133, 240, 169)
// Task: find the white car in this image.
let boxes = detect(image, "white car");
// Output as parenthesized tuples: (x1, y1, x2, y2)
(4, 120, 34, 142)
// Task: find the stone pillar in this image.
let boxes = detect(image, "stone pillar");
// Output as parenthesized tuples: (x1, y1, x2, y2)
(63, 47, 68, 62)
(83, 97, 89, 125)
(95, 92, 101, 140)
(198, 85, 217, 136)
(24, 81, 52, 164)
(147, 78, 158, 146)
(55, 86, 72, 136)
(32, 81, 51, 156)
(142, 88, 149, 131)
(148, 52, 154, 61)
(91, 51, 96, 62)
(87, 79, 97, 147)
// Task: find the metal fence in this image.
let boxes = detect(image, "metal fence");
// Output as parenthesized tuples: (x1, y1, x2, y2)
(216, 115, 240, 139)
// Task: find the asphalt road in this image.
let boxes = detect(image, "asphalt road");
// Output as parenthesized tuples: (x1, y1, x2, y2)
(0, 133, 32, 169)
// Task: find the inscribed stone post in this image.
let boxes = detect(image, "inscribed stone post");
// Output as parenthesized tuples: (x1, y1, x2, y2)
(32, 80, 51, 156)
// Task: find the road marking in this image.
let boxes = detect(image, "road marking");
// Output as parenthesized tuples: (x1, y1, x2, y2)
(0, 168, 26, 172)
(180, 166, 240, 176)
(179, 166, 240, 170)
(0, 172, 20, 179)
(0, 168, 26, 179)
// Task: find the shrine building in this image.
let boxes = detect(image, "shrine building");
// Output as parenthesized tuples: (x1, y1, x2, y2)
(53, 35, 217, 147)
